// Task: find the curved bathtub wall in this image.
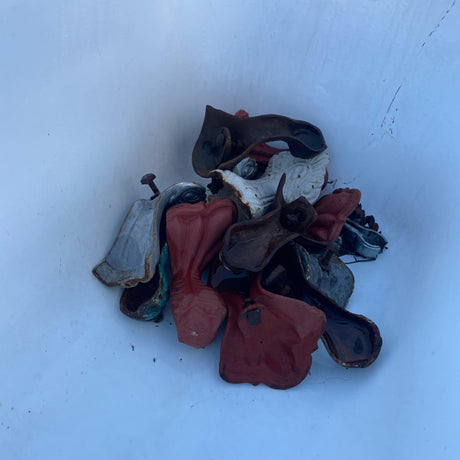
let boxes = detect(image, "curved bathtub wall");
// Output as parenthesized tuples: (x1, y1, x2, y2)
(1, 1, 459, 459)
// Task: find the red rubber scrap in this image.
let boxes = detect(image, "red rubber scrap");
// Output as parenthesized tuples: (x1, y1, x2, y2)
(234, 109, 288, 164)
(219, 274, 326, 389)
(166, 198, 237, 348)
(308, 188, 361, 242)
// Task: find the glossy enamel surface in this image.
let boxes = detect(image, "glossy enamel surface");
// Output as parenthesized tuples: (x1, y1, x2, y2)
(3, 2, 459, 459)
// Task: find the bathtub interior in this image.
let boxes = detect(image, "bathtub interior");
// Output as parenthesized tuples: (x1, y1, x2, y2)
(1, 1, 460, 459)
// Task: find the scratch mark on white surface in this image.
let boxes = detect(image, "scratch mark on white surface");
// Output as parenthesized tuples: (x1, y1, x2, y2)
(366, 136, 377, 147)
(379, 1, 456, 136)
(342, 176, 357, 185)
(421, 0, 456, 47)
(380, 85, 402, 128)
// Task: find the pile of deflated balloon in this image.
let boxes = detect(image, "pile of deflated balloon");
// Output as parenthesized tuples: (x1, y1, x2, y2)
(93, 106, 388, 389)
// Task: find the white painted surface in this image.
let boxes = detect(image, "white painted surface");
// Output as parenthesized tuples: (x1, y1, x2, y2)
(213, 151, 329, 218)
(1, 1, 459, 459)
